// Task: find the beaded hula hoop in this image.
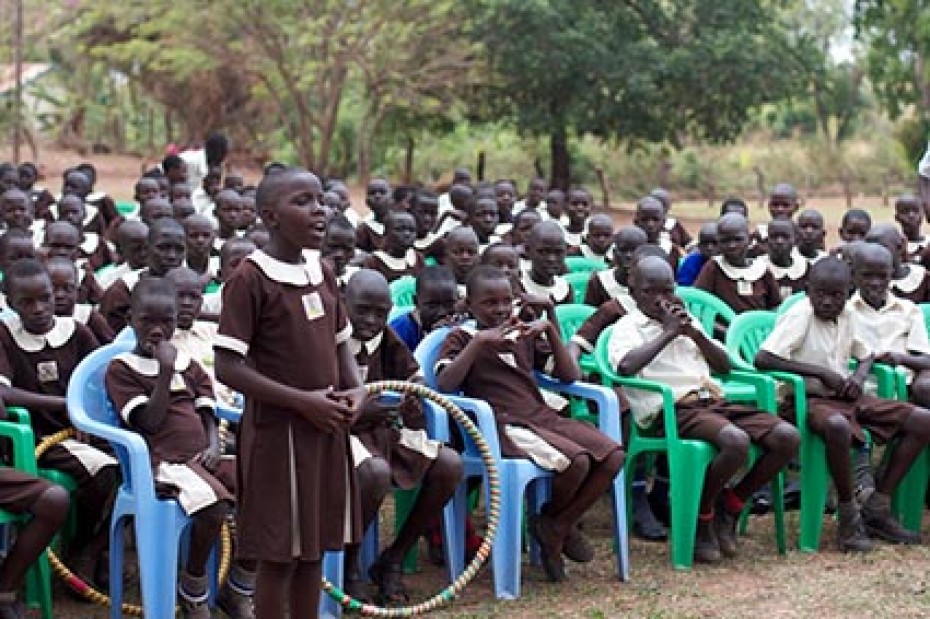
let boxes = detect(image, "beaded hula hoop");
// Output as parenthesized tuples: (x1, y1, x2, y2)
(324, 380, 501, 617)
(35, 428, 233, 617)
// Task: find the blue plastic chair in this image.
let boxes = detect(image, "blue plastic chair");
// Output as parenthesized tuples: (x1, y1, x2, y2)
(415, 327, 628, 599)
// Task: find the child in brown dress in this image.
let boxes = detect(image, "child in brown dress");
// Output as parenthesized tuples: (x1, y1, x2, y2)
(361, 211, 424, 283)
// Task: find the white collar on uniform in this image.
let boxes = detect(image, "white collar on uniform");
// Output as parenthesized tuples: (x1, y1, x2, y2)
(348, 330, 384, 357)
(908, 238, 928, 254)
(373, 248, 418, 270)
(113, 350, 192, 376)
(579, 244, 604, 259)
(765, 249, 808, 280)
(664, 217, 677, 230)
(564, 229, 583, 247)
(714, 255, 768, 282)
(72, 303, 92, 324)
(755, 223, 768, 240)
(494, 222, 513, 237)
(597, 269, 628, 298)
(248, 249, 323, 286)
(121, 268, 146, 291)
(658, 237, 674, 254)
(363, 215, 385, 236)
(521, 271, 569, 301)
(80, 233, 100, 254)
(893, 264, 926, 294)
(2, 314, 76, 352)
(413, 231, 439, 250)
(336, 265, 360, 288)
(805, 250, 828, 264)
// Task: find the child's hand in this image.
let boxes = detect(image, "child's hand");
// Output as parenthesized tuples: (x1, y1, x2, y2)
(331, 387, 367, 423)
(475, 317, 522, 348)
(299, 389, 354, 434)
(659, 303, 688, 336)
(875, 352, 901, 366)
(194, 444, 221, 472)
(153, 341, 178, 370)
(520, 318, 551, 340)
(519, 293, 554, 321)
(354, 396, 397, 429)
(839, 376, 864, 401)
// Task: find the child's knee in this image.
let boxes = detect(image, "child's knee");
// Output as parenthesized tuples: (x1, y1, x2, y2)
(821, 414, 852, 444)
(427, 448, 463, 489)
(717, 426, 750, 459)
(905, 405, 930, 440)
(358, 457, 392, 495)
(32, 484, 70, 525)
(910, 378, 930, 408)
(768, 423, 801, 456)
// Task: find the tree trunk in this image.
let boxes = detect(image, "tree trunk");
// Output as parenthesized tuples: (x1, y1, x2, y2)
(550, 123, 570, 190)
(403, 135, 415, 185)
(477, 151, 485, 182)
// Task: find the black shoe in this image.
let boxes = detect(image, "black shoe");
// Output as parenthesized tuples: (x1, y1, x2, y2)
(633, 491, 668, 542)
(529, 515, 566, 582)
(562, 523, 595, 563)
(861, 492, 921, 545)
(714, 498, 739, 558)
(694, 519, 722, 564)
(836, 502, 875, 553)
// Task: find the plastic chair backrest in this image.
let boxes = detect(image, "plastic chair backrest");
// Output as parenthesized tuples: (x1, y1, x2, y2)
(675, 286, 736, 335)
(388, 305, 412, 323)
(389, 276, 417, 308)
(564, 256, 607, 274)
(564, 272, 591, 305)
(921, 303, 930, 337)
(415, 326, 453, 390)
(777, 291, 806, 315)
(724, 310, 777, 371)
(554, 304, 596, 343)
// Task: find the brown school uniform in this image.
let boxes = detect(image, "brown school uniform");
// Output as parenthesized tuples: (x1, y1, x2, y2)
(436, 325, 620, 470)
(85, 192, 120, 235)
(762, 249, 809, 301)
(105, 351, 234, 515)
(662, 218, 693, 249)
(214, 250, 361, 562)
(563, 227, 585, 250)
(519, 272, 573, 305)
(583, 269, 633, 308)
(76, 263, 104, 306)
(0, 468, 57, 513)
(571, 298, 634, 355)
(694, 256, 781, 313)
(349, 327, 438, 489)
(891, 264, 930, 304)
(356, 216, 386, 253)
(413, 233, 445, 263)
(99, 269, 147, 333)
(72, 303, 115, 344)
(906, 237, 929, 266)
(0, 315, 116, 482)
(760, 298, 912, 444)
(360, 249, 425, 283)
(79, 233, 114, 271)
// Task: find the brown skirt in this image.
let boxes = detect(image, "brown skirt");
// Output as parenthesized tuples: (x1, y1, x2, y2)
(353, 427, 439, 490)
(497, 405, 622, 465)
(787, 394, 913, 444)
(0, 468, 55, 513)
(672, 399, 783, 444)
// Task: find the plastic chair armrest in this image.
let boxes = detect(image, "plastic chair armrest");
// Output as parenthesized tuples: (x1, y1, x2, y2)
(215, 403, 242, 424)
(0, 420, 37, 474)
(534, 373, 622, 443)
(723, 369, 777, 412)
(445, 395, 504, 462)
(422, 399, 451, 443)
(4, 407, 30, 426)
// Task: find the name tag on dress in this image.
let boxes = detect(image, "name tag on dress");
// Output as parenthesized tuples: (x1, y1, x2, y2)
(36, 361, 58, 383)
(302, 292, 325, 321)
(737, 280, 754, 296)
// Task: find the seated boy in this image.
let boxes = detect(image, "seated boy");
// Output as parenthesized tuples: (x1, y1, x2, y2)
(47, 257, 114, 344)
(608, 256, 799, 562)
(469, 197, 501, 252)
(0, 259, 118, 586)
(342, 270, 462, 602)
(389, 266, 459, 352)
(520, 221, 573, 305)
(97, 220, 149, 290)
(105, 278, 254, 618)
(436, 265, 624, 581)
(356, 178, 393, 253)
(633, 196, 681, 273)
(562, 188, 593, 249)
(694, 214, 781, 313)
(835, 209, 872, 251)
(568, 213, 613, 261)
(584, 227, 647, 307)
(866, 224, 930, 303)
(763, 218, 809, 301)
(442, 226, 480, 297)
(894, 194, 930, 266)
(796, 209, 828, 263)
(756, 257, 930, 550)
(362, 211, 424, 283)
(677, 223, 718, 287)
(322, 216, 359, 290)
(750, 182, 800, 257)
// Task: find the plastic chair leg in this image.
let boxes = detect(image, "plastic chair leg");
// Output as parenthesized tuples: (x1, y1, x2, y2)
(772, 471, 787, 554)
(610, 469, 630, 581)
(799, 434, 830, 552)
(134, 512, 185, 619)
(108, 513, 127, 619)
(489, 467, 541, 600)
(22, 550, 52, 619)
(892, 446, 930, 532)
(668, 444, 714, 570)
(319, 551, 345, 619)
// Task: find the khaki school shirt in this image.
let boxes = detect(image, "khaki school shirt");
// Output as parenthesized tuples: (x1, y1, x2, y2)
(607, 308, 724, 428)
(760, 298, 871, 397)
(849, 291, 930, 385)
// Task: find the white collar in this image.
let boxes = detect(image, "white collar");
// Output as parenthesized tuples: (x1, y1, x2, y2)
(755, 223, 768, 239)
(121, 268, 146, 291)
(413, 231, 440, 250)
(765, 249, 808, 281)
(2, 315, 76, 352)
(363, 215, 385, 236)
(805, 250, 828, 264)
(564, 230, 583, 247)
(664, 217, 677, 230)
(893, 264, 926, 294)
(658, 237, 674, 254)
(349, 331, 384, 357)
(579, 244, 605, 259)
(248, 249, 323, 286)
(713, 255, 768, 282)
(79, 233, 99, 254)
(521, 272, 569, 301)
(372, 248, 418, 271)
(113, 350, 192, 376)
(597, 269, 629, 299)
(908, 238, 928, 253)
(72, 304, 92, 324)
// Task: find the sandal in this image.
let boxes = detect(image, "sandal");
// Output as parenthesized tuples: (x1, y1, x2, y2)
(367, 556, 409, 605)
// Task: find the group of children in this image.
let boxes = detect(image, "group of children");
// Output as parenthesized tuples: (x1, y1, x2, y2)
(0, 154, 928, 618)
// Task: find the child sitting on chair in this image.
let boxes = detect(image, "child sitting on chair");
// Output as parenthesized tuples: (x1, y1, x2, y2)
(361, 211, 424, 283)
(866, 224, 930, 304)
(389, 266, 460, 353)
(750, 183, 800, 257)
(436, 265, 624, 582)
(796, 209, 828, 263)
(677, 223, 718, 287)
(756, 257, 930, 551)
(567, 213, 613, 262)
(342, 269, 462, 603)
(609, 256, 799, 563)
(356, 178, 393, 253)
(633, 196, 681, 274)
(105, 277, 254, 618)
(763, 219, 809, 302)
(520, 221, 573, 305)
(584, 227, 647, 307)
(46, 257, 114, 344)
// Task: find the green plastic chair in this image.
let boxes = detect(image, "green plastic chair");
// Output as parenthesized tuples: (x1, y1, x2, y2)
(554, 304, 598, 424)
(0, 408, 53, 619)
(115, 201, 138, 217)
(564, 256, 607, 275)
(564, 272, 591, 305)
(594, 326, 785, 569)
(389, 276, 417, 308)
(776, 291, 806, 315)
(725, 310, 919, 549)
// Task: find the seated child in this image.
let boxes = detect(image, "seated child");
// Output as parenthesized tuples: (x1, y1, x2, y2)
(849, 244, 930, 407)
(750, 182, 799, 257)
(325, 180, 360, 227)
(719, 197, 749, 218)
(584, 227, 647, 307)
(835, 209, 872, 251)
(796, 209, 828, 262)
(76, 163, 121, 233)
(170, 181, 193, 209)
(756, 257, 930, 550)
(481, 243, 523, 294)
(468, 197, 501, 251)
(436, 265, 624, 581)
(0, 189, 39, 241)
(609, 256, 799, 562)
(389, 266, 459, 352)
(59, 169, 107, 238)
(677, 222, 718, 286)
(239, 188, 257, 231)
(46, 257, 114, 344)
(322, 216, 359, 290)
(634, 196, 681, 273)
(100, 218, 187, 333)
(224, 170, 245, 193)
(97, 220, 148, 290)
(513, 177, 548, 217)
(568, 214, 613, 261)
(410, 191, 444, 262)
(763, 218, 809, 301)
(183, 214, 219, 282)
(895, 194, 929, 265)
(521, 221, 573, 305)
(105, 277, 254, 618)
(434, 184, 471, 238)
(58, 195, 114, 270)
(342, 270, 462, 602)
(494, 180, 517, 225)
(543, 189, 568, 225)
(563, 188, 593, 249)
(42, 221, 104, 305)
(361, 211, 424, 283)
(651, 188, 693, 249)
(694, 214, 781, 313)
(442, 226, 480, 297)
(0, 259, 118, 586)
(356, 178, 393, 253)
(866, 223, 930, 303)
(201, 237, 256, 317)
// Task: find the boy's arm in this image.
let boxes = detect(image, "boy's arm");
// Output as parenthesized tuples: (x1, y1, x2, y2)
(129, 342, 177, 435)
(436, 324, 512, 393)
(685, 321, 731, 374)
(879, 351, 930, 372)
(615, 311, 684, 376)
(754, 350, 846, 394)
